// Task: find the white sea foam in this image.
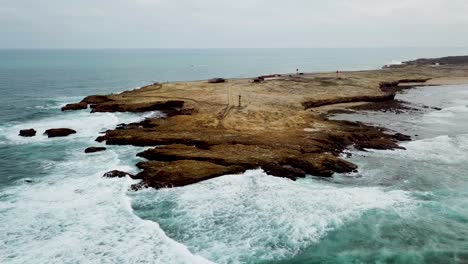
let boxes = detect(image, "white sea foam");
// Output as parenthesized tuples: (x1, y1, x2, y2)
(0, 111, 159, 145)
(0, 122, 212, 264)
(353, 133, 468, 167)
(131, 170, 415, 263)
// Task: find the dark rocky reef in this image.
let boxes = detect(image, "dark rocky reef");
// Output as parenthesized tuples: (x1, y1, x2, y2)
(91, 100, 185, 114)
(44, 128, 76, 138)
(19, 129, 36, 137)
(404, 56, 468, 66)
(103, 170, 134, 178)
(85, 147, 107, 153)
(81, 95, 114, 104)
(208, 78, 226, 83)
(96, 116, 409, 190)
(131, 160, 245, 190)
(62, 102, 88, 111)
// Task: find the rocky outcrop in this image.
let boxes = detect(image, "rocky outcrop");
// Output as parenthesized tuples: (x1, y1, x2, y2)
(131, 160, 245, 190)
(404, 56, 468, 66)
(302, 93, 395, 109)
(354, 138, 404, 151)
(81, 95, 114, 104)
(44, 128, 76, 138)
(208, 78, 226, 83)
(19, 129, 36, 137)
(91, 100, 185, 114)
(62, 102, 88, 111)
(85, 147, 106, 153)
(76, 65, 468, 190)
(95, 116, 408, 189)
(392, 133, 411, 141)
(379, 78, 431, 93)
(103, 170, 134, 178)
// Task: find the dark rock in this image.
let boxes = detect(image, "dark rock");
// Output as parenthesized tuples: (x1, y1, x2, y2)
(130, 182, 148, 191)
(134, 160, 245, 189)
(392, 133, 411, 141)
(85, 147, 107, 153)
(349, 100, 418, 114)
(404, 56, 468, 66)
(379, 81, 400, 90)
(354, 138, 404, 151)
(19, 129, 36, 137)
(208, 78, 226, 83)
(103, 170, 134, 178)
(91, 100, 185, 113)
(81, 95, 113, 104)
(61, 102, 88, 111)
(262, 163, 306, 180)
(44, 128, 76, 138)
(164, 108, 194, 117)
(432, 107, 442, 111)
(398, 78, 431, 83)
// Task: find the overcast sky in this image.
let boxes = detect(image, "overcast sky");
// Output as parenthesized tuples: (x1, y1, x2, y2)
(1, 0, 468, 48)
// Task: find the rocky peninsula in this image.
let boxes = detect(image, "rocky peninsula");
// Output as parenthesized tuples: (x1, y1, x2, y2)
(63, 56, 468, 190)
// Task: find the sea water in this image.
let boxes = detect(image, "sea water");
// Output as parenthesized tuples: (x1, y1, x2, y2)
(1, 48, 468, 264)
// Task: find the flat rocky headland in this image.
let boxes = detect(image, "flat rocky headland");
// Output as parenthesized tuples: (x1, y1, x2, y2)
(64, 57, 468, 190)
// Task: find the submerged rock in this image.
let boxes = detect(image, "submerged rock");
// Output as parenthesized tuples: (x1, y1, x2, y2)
(19, 129, 36, 137)
(44, 128, 76, 138)
(84, 147, 106, 153)
(103, 170, 134, 178)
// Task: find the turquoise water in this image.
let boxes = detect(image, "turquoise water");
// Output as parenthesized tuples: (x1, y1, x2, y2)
(1, 48, 468, 263)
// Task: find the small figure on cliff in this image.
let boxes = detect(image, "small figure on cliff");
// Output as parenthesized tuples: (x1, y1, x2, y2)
(336, 70, 341, 79)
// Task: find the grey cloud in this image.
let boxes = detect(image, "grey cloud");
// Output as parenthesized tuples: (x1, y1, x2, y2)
(1, 0, 467, 48)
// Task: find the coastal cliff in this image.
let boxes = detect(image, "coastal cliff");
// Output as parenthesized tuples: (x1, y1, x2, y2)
(64, 61, 468, 189)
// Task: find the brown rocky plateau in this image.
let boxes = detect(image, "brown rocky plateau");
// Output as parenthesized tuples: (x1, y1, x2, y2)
(64, 57, 468, 190)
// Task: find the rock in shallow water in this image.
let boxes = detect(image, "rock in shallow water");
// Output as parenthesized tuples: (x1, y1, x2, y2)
(392, 133, 411, 141)
(84, 147, 107, 153)
(44, 128, 76, 138)
(103, 170, 134, 178)
(19, 129, 36, 137)
(61, 102, 88, 111)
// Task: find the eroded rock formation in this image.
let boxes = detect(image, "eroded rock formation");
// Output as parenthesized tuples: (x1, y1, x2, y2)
(103, 170, 134, 178)
(44, 128, 76, 138)
(62, 102, 87, 111)
(19, 129, 36, 137)
(64, 62, 468, 190)
(85, 147, 106, 153)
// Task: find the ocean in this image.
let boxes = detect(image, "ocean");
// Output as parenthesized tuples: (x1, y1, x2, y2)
(1, 48, 468, 264)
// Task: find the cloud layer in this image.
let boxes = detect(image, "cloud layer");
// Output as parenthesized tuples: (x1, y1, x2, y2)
(1, 0, 468, 48)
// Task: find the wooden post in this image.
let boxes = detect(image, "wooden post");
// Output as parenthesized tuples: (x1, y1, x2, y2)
(238, 94, 242, 107)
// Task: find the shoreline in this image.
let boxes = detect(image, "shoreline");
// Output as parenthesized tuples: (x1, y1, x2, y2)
(60, 57, 468, 190)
